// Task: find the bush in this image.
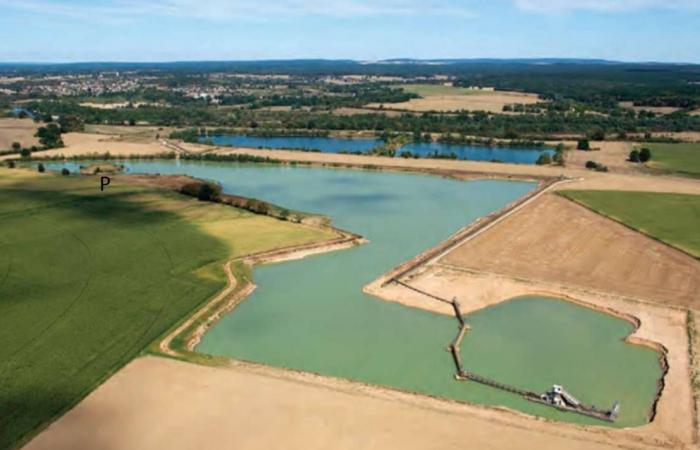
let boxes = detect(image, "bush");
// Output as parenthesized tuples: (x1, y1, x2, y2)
(11, 142, 21, 152)
(37, 163, 45, 173)
(585, 160, 608, 172)
(629, 149, 640, 162)
(61, 168, 70, 176)
(639, 148, 652, 163)
(535, 153, 552, 165)
(197, 183, 219, 201)
(20, 148, 31, 158)
(180, 181, 222, 202)
(577, 139, 590, 151)
(588, 129, 605, 140)
(6, 160, 15, 169)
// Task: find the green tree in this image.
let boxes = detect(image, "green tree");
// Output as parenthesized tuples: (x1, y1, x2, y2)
(20, 148, 31, 158)
(577, 139, 590, 151)
(639, 148, 652, 163)
(6, 160, 15, 169)
(588, 129, 605, 140)
(61, 168, 70, 176)
(37, 163, 45, 173)
(629, 149, 640, 162)
(535, 153, 552, 165)
(11, 142, 21, 152)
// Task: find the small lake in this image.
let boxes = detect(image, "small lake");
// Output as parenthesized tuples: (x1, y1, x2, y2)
(48, 160, 662, 427)
(204, 135, 554, 165)
(205, 135, 383, 153)
(399, 142, 555, 164)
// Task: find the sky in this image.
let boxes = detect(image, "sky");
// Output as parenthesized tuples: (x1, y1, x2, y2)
(0, 0, 698, 63)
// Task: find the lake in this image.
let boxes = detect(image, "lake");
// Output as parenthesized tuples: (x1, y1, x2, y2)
(49, 160, 662, 427)
(205, 135, 383, 153)
(204, 135, 554, 164)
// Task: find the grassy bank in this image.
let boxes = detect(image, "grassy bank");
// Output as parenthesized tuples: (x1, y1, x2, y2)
(0, 168, 333, 449)
(559, 190, 700, 258)
(644, 143, 700, 177)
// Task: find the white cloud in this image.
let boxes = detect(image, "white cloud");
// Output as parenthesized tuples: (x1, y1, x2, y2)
(512, 0, 700, 13)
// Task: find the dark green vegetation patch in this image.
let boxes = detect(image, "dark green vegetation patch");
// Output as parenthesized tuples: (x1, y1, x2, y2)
(559, 190, 700, 258)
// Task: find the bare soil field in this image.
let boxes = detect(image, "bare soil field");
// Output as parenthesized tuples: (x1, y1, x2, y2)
(564, 140, 637, 173)
(629, 132, 700, 142)
(619, 102, 681, 115)
(84, 124, 174, 142)
(24, 356, 641, 450)
(0, 118, 39, 150)
(332, 107, 407, 117)
(366, 90, 540, 113)
(20, 132, 207, 159)
(442, 193, 700, 308)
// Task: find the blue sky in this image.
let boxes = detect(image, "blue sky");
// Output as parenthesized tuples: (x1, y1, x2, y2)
(0, 0, 698, 63)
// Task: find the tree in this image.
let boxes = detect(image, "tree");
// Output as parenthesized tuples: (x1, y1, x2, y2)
(577, 139, 590, 151)
(11, 142, 21, 152)
(36, 123, 63, 149)
(197, 182, 220, 201)
(20, 148, 31, 158)
(61, 168, 70, 176)
(639, 148, 652, 163)
(535, 153, 552, 165)
(588, 129, 605, 141)
(6, 160, 15, 169)
(58, 114, 84, 133)
(629, 149, 640, 162)
(37, 163, 45, 173)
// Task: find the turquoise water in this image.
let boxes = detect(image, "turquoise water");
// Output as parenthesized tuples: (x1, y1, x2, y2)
(205, 135, 554, 164)
(49, 160, 662, 426)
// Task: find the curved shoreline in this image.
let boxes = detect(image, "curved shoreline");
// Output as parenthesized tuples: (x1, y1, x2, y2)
(158, 225, 366, 358)
(132, 158, 691, 446)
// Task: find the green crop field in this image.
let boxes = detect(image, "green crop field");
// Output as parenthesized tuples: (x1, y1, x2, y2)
(643, 142, 700, 177)
(0, 168, 333, 449)
(559, 190, 700, 258)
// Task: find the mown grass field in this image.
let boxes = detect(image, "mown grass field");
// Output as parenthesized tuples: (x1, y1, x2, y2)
(559, 190, 700, 258)
(644, 142, 700, 177)
(0, 168, 334, 449)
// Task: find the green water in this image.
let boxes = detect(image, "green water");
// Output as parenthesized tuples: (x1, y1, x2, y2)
(78, 160, 662, 427)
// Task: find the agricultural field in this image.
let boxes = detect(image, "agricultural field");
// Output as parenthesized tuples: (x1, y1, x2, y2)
(643, 142, 700, 177)
(0, 118, 39, 150)
(559, 190, 700, 258)
(0, 168, 334, 449)
(400, 84, 487, 96)
(366, 83, 541, 113)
